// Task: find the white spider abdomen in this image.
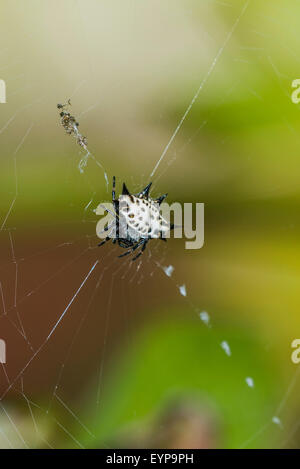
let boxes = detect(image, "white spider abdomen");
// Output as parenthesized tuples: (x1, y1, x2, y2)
(119, 195, 170, 239)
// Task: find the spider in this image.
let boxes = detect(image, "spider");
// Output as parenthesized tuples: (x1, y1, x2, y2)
(98, 177, 173, 261)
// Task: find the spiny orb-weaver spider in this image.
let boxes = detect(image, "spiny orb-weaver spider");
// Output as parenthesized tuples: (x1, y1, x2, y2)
(98, 177, 174, 261)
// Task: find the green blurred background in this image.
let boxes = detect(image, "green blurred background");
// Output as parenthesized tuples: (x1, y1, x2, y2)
(0, 0, 300, 449)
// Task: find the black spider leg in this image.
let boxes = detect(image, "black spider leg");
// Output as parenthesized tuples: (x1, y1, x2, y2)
(98, 215, 113, 246)
(118, 239, 133, 249)
(132, 239, 149, 261)
(118, 239, 144, 258)
(112, 175, 116, 204)
(99, 176, 118, 247)
(98, 236, 111, 247)
(112, 175, 120, 244)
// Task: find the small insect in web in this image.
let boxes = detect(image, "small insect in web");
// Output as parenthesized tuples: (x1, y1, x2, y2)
(57, 99, 88, 149)
(98, 177, 174, 261)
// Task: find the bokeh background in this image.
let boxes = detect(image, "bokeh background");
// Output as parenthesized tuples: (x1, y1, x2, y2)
(0, 0, 300, 449)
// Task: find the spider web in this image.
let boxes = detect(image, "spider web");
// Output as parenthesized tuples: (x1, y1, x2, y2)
(0, 0, 299, 449)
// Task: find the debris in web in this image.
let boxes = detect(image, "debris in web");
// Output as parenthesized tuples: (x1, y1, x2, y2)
(199, 310, 211, 327)
(57, 99, 108, 189)
(163, 265, 174, 277)
(245, 377, 254, 388)
(178, 284, 187, 297)
(272, 416, 282, 428)
(57, 99, 89, 172)
(220, 340, 231, 357)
